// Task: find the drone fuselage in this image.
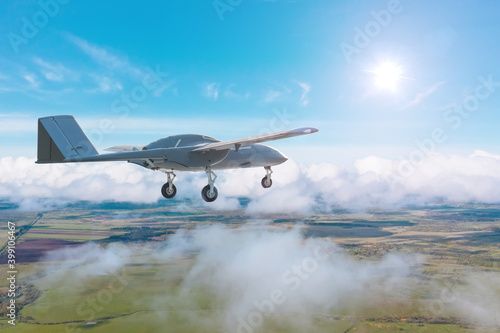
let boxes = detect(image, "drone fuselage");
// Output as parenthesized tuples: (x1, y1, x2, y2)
(126, 134, 287, 172)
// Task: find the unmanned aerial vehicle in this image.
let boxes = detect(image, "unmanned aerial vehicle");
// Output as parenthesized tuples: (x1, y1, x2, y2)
(36, 115, 318, 202)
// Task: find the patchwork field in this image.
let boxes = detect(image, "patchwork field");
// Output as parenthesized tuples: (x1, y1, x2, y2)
(1, 201, 500, 332)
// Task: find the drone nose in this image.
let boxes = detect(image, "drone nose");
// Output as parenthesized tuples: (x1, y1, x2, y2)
(272, 150, 288, 165)
(278, 152, 288, 163)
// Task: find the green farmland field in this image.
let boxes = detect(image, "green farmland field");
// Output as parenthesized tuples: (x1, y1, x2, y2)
(1, 202, 500, 332)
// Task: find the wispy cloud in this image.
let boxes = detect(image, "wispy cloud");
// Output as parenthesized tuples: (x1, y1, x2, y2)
(64, 33, 144, 78)
(403, 81, 446, 110)
(264, 88, 282, 103)
(263, 84, 296, 104)
(0, 113, 30, 118)
(61, 33, 180, 96)
(0, 117, 37, 134)
(23, 73, 40, 89)
(224, 84, 250, 100)
(0, 116, 269, 136)
(33, 57, 76, 82)
(87, 74, 123, 94)
(295, 80, 311, 106)
(203, 82, 220, 100)
(153, 79, 177, 97)
(66, 34, 125, 68)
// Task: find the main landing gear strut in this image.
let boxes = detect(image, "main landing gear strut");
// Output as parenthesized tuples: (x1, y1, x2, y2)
(161, 171, 177, 199)
(161, 166, 273, 202)
(160, 168, 219, 202)
(201, 167, 218, 202)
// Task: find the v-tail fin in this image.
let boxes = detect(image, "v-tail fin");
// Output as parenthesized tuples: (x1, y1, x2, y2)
(37, 115, 99, 163)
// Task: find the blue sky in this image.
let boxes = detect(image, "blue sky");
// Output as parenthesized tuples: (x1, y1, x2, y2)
(1, 0, 500, 163)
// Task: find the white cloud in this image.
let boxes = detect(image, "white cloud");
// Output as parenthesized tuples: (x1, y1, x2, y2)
(41, 243, 131, 284)
(24, 35, 178, 96)
(403, 81, 446, 109)
(65, 33, 145, 79)
(224, 84, 250, 100)
(169, 225, 420, 329)
(4, 151, 500, 212)
(262, 84, 295, 104)
(88, 74, 123, 93)
(0, 116, 282, 138)
(471, 149, 500, 160)
(153, 79, 176, 97)
(23, 73, 40, 89)
(28, 221, 500, 330)
(263, 89, 282, 103)
(67, 34, 127, 69)
(0, 116, 37, 133)
(0, 113, 30, 118)
(0, 156, 241, 211)
(295, 81, 311, 106)
(33, 57, 76, 82)
(37, 224, 422, 331)
(203, 82, 220, 100)
(446, 272, 500, 327)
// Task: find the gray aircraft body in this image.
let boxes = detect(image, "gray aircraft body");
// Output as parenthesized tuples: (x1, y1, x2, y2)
(36, 115, 318, 202)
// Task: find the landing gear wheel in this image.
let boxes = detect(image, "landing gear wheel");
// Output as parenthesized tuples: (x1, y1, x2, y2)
(261, 177, 272, 188)
(161, 183, 177, 199)
(262, 166, 273, 188)
(201, 185, 218, 202)
(202, 167, 218, 202)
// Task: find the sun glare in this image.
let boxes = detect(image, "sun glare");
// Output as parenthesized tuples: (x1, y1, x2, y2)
(372, 62, 403, 91)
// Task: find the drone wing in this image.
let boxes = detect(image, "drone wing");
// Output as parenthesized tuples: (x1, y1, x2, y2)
(192, 127, 318, 152)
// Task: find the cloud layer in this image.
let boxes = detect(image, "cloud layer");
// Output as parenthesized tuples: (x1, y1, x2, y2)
(36, 225, 420, 330)
(2, 150, 500, 212)
(34, 224, 499, 330)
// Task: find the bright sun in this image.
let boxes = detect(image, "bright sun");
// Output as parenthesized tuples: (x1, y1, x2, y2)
(372, 62, 403, 91)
